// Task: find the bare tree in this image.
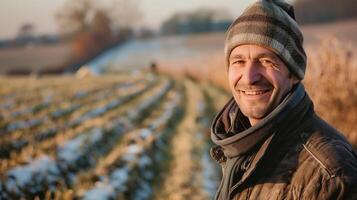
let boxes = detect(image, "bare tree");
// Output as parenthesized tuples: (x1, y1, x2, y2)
(56, 0, 142, 35)
(17, 23, 35, 38)
(56, 0, 94, 34)
(91, 9, 112, 43)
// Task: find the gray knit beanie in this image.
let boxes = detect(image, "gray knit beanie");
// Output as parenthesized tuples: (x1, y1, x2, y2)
(225, 0, 306, 80)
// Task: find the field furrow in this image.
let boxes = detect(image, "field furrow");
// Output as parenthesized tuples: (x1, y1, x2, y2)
(153, 80, 216, 200)
(0, 75, 160, 171)
(0, 77, 157, 161)
(0, 74, 221, 200)
(77, 86, 183, 199)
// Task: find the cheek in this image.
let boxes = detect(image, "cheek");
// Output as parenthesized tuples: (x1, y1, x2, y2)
(270, 74, 294, 96)
(265, 69, 291, 87)
(228, 68, 241, 87)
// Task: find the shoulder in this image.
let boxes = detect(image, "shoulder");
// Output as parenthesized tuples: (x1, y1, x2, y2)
(300, 114, 357, 178)
(292, 114, 357, 198)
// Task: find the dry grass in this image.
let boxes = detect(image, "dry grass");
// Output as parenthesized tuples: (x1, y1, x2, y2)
(304, 36, 357, 146)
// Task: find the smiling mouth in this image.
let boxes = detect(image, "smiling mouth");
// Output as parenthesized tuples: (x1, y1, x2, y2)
(241, 89, 271, 96)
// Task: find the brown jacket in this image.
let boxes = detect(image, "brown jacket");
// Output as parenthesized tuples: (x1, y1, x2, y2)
(211, 85, 357, 200)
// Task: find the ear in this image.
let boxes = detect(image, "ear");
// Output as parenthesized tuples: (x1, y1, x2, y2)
(291, 74, 300, 85)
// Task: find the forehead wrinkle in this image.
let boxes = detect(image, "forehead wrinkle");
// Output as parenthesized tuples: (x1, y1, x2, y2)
(233, 46, 280, 60)
(230, 52, 278, 62)
(230, 54, 245, 60)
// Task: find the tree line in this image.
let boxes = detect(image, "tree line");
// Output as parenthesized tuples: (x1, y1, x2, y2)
(161, 8, 232, 35)
(294, 0, 357, 24)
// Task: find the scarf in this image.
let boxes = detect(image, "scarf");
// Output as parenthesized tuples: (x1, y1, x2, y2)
(211, 83, 313, 200)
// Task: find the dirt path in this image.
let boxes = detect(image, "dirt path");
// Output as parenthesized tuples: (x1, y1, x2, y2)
(154, 79, 209, 200)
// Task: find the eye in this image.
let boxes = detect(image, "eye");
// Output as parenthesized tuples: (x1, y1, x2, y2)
(260, 58, 273, 65)
(259, 58, 279, 70)
(230, 59, 245, 66)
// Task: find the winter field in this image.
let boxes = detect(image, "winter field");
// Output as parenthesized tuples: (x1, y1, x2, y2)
(0, 19, 356, 200)
(0, 72, 227, 199)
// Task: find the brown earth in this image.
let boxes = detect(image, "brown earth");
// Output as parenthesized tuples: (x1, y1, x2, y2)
(0, 42, 73, 74)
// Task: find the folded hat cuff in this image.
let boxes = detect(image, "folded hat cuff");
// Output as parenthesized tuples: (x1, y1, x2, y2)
(225, 33, 305, 80)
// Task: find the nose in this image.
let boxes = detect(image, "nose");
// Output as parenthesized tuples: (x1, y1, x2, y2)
(241, 60, 261, 85)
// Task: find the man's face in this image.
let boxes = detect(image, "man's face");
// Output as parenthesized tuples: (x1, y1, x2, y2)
(228, 44, 299, 125)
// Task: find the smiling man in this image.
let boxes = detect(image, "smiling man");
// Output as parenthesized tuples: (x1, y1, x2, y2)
(228, 45, 299, 126)
(210, 0, 357, 199)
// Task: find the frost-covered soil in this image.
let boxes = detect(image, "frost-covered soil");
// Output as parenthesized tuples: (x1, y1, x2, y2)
(0, 73, 226, 199)
(153, 79, 221, 200)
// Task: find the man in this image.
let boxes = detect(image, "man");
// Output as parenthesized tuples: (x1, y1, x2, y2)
(210, 0, 357, 199)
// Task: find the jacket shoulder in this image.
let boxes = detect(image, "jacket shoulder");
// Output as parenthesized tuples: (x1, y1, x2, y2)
(288, 115, 357, 199)
(300, 115, 357, 178)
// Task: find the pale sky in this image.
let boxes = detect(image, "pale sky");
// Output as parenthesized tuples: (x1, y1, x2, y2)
(0, 0, 255, 39)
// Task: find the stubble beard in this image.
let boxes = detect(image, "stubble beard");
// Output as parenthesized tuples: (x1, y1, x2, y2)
(235, 94, 273, 120)
(233, 83, 275, 121)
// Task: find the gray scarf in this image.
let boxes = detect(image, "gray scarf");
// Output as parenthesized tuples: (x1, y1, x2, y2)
(211, 84, 313, 200)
